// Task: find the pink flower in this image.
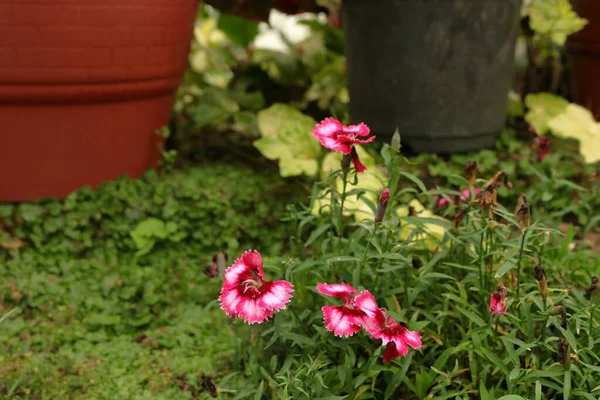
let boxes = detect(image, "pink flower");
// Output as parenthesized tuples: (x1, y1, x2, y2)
(219, 250, 294, 324)
(316, 283, 366, 337)
(375, 188, 390, 223)
(312, 118, 375, 155)
(530, 126, 551, 161)
(355, 291, 422, 362)
(437, 188, 480, 207)
(489, 285, 508, 316)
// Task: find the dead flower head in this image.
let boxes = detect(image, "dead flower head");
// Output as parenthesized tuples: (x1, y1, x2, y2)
(534, 265, 548, 298)
(586, 276, 599, 301)
(558, 337, 570, 367)
(515, 202, 531, 228)
(554, 305, 567, 329)
(485, 170, 513, 190)
(470, 183, 498, 218)
(464, 161, 481, 186)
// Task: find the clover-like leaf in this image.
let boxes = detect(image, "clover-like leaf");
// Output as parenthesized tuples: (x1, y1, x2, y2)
(547, 104, 600, 164)
(525, 93, 569, 134)
(528, 0, 587, 46)
(255, 104, 321, 177)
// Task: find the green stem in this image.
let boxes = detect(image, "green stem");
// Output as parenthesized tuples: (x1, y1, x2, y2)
(404, 264, 410, 310)
(338, 170, 349, 237)
(590, 304, 595, 344)
(479, 227, 486, 292)
(516, 231, 527, 305)
(361, 225, 377, 265)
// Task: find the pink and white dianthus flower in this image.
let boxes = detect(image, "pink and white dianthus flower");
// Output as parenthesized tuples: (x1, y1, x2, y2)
(219, 250, 293, 324)
(316, 282, 366, 337)
(355, 291, 422, 362)
(312, 118, 375, 155)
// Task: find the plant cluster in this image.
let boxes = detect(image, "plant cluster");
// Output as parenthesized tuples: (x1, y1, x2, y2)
(214, 117, 600, 399)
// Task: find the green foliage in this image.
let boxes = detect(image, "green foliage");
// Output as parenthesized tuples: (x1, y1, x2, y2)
(0, 163, 302, 397)
(528, 0, 587, 46)
(526, 93, 600, 164)
(255, 103, 321, 177)
(219, 134, 600, 400)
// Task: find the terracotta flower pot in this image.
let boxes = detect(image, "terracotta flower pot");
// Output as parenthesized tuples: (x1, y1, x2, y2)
(0, 0, 198, 201)
(567, 0, 600, 118)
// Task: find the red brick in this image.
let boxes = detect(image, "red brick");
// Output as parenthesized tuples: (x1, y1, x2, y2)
(0, 48, 17, 67)
(0, 27, 39, 46)
(132, 27, 170, 45)
(18, 48, 111, 68)
(112, 46, 147, 66)
(76, 5, 154, 26)
(0, 67, 41, 84)
(11, 5, 78, 25)
(0, 5, 10, 24)
(38, 26, 131, 47)
(145, 45, 173, 65)
(88, 66, 132, 82)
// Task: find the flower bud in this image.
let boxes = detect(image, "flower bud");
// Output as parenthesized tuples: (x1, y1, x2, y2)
(374, 188, 390, 223)
(391, 128, 401, 152)
(516, 203, 531, 228)
(534, 265, 547, 298)
(554, 305, 567, 329)
(463, 161, 480, 186)
(558, 337, 570, 367)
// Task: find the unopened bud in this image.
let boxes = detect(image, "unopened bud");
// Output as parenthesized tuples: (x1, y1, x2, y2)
(554, 305, 567, 329)
(558, 338, 570, 367)
(374, 188, 390, 223)
(391, 128, 401, 153)
(516, 203, 531, 228)
(534, 265, 548, 298)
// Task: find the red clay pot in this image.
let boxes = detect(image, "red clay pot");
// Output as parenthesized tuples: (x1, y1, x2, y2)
(567, 0, 600, 118)
(0, 0, 198, 201)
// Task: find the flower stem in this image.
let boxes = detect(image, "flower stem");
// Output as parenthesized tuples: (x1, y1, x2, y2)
(516, 230, 526, 305)
(479, 227, 486, 291)
(590, 304, 595, 346)
(338, 170, 349, 237)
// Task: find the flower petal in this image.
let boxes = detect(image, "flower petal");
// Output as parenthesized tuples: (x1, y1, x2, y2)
(401, 329, 422, 349)
(383, 340, 408, 362)
(322, 306, 361, 337)
(257, 280, 294, 311)
(240, 249, 264, 279)
(316, 282, 358, 302)
(218, 288, 243, 317)
(236, 297, 273, 324)
(343, 122, 370, 137)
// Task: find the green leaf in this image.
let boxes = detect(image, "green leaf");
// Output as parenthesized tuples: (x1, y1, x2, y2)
(255, 104, 321, 177)
(458, 308, 487, 327)
(497, 396, 527, 400)
(528, 0, 587, 45)
(564, 370, 571, 400)
(547, 103, 600, 164)
(217, 13, 259, 48)
(525, 93, 569, 134)
(495, 259, 516, 279)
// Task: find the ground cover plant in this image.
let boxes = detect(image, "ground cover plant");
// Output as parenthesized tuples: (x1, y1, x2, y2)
(3, 3, 600, 399)
(1, 122, 599, 398)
